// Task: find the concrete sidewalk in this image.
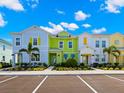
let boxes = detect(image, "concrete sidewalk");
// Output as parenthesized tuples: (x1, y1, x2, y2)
(1, 70, 124, 75)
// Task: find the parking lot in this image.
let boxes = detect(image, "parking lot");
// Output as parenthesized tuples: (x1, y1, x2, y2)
(0, 75, 124, 93)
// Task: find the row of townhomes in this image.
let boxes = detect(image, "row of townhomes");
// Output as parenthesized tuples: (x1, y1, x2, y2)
(0, 39, 12, 63)
(10, 25, 124, 65)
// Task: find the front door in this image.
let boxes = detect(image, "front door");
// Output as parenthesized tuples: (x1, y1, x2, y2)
(49, 53, 57, 65)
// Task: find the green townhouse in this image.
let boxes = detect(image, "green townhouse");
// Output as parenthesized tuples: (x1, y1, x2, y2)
(48, 31, 79, 65)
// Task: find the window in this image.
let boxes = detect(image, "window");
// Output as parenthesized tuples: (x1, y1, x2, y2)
(16, 38, 20, 46)
(64, 54, 68, 60)
(59, 41, 63, 48)
(71, 54, 75, 59)
(2, 56, 5, 61)
(83, 37, 87, 45)
(68, 41, 72, 48)
(95, 55, 99, 62)
(31, 54, 40, 61)
(115, 40, 120, 45)
(96, 40, 99, 48)
(102, 41, 106, 48)
(102, 56, 106, 62)
(3, 45, 5, 51)
(33, 38, 38, 45)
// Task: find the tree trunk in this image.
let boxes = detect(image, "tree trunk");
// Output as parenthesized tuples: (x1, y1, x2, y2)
(29, 54, 31, 67)
(108, 54, 111, 63)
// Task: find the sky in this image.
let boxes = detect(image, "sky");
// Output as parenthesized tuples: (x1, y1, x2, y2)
(0, 0, 124, 42)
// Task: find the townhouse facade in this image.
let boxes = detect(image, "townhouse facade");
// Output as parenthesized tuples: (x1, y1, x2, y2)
(11, 25, 124, 65)
(0, 39, 12, 63)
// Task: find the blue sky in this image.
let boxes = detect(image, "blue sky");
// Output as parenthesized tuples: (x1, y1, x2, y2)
(0, 0, 124, 42)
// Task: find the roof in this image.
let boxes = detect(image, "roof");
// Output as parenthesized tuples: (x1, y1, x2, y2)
(0, 39, 12, 46)
(10, 25, 52, 35)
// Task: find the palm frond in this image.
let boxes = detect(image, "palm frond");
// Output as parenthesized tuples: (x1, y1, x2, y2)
(32, 47, 39, 52)
(19, 49, 28, 53)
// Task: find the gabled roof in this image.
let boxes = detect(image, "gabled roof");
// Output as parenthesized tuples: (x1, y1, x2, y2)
(10, 25, 52, 35)
(0, 39, 12, 46)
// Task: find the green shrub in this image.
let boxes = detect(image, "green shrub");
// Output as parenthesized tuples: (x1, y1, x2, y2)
(109, 67, 113, 70)
(0, 63, 2, 69)
(121, 68, 124, 70)
(80, 63, 84, 67)
(66, 58, 78, 67)
(115, 67, 120, 70)
(102, 67, 108, 70)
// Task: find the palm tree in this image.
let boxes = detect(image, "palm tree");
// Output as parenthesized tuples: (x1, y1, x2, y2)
(112, 50, 121, 63)
(19, 42, 39, 67)
(103, 45, 120, 63)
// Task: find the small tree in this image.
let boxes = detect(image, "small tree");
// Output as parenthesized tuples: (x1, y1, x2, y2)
(103, 45, 120, 63)
(19, 42, 39, 67)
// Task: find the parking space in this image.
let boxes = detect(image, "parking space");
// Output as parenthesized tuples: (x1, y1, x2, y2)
(36, 76, 93, 93)
(81, 75, 124, 93)
(0, 75, 124, 93)
(0, 76, 45, 93)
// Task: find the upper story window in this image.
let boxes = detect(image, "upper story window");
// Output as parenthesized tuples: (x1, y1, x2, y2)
(33, 38, 38, 46)
(16, 38, 20, 46)
(102, 41, 106, 48)
(114, 40, 120, 45)
(83, 37, 87, 45)
(3, 45, 5, 51)
(59, 41, 63, 48)
(68, 41, 72, 48)
(96, 40, 99, 48)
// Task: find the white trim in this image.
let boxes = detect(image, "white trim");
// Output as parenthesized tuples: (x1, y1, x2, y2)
(32, 76, 48, 93)
(77, 76, 98, 93)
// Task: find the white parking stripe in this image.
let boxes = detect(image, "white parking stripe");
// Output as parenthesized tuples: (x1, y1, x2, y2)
(105, 75, 124, 82)
(32, 76, 48, 93)
(0, 76, 18, 84)
(77, 75, 98, 93)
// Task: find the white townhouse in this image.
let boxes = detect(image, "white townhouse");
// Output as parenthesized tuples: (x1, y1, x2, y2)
(11, 26, 49, 66)
(92, 34, 109, 64)
(78, 33, 109, 64)
(0, 39, 12, 63)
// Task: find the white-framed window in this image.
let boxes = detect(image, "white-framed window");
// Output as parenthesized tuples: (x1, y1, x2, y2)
(16, 38, 20, 46)
(2, 56, 5, 61)
(114, 40, 120, 45)
(96, 40, 99, 48)
(95, 55, 99, 62)
(3, 45, 5, 51)
(33, 38, 38, 46)
(59, 41, 64, 48)
(68, 41, 73, 48)
(102, 55, 106, 62)
(102, 41, 106, 48)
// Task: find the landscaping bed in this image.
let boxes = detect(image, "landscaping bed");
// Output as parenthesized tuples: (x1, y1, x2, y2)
(53, 58, 92, 71)
(3, 62, 48, 71)
(92, 63, 124, 70)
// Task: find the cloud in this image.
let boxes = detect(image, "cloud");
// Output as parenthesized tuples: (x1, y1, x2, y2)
(90, 0, 96, 2)
(82, 24, 91, 28)
(101, 0, 124, 13)
(0, 13, 7, 27)
(0, 0, 24, 11)
(60, 22, 79, 30)
(55, 9, 65, 15)
(40, 22, 64, 34)
(27, 0, 39, 9)
(75, 10, 91, 21)
(92, 27, 107, 34)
